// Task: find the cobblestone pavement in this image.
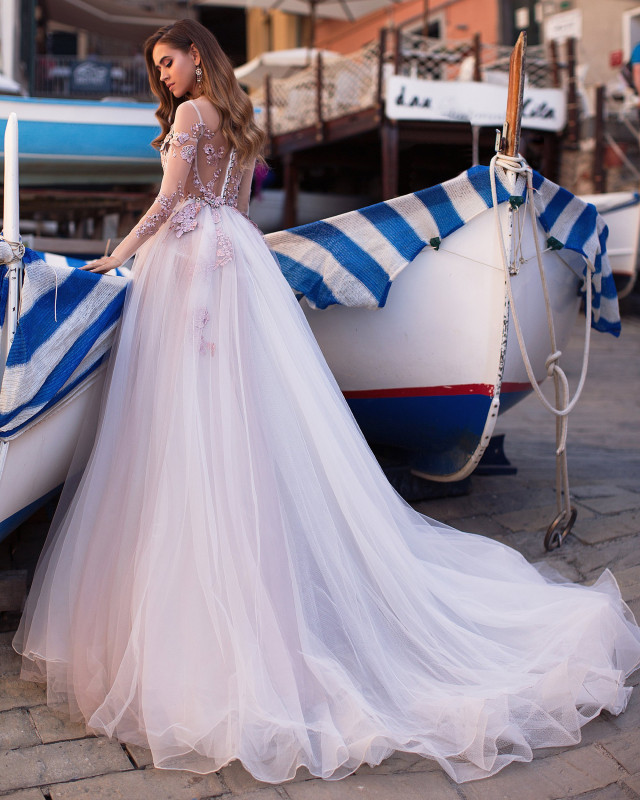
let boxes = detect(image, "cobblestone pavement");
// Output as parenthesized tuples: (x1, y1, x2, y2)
(1, 313, 639, 800)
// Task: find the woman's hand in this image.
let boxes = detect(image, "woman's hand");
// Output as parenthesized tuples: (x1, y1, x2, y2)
(80, 255, 122, 274)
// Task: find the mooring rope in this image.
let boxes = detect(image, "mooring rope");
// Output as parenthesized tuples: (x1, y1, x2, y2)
(489, 153, 594, 549)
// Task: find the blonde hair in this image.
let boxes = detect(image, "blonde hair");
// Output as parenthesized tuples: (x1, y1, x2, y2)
(144, 19, 264, 168)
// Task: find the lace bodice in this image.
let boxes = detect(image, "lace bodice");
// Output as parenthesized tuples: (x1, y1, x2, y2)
(111, 99, 254, 265)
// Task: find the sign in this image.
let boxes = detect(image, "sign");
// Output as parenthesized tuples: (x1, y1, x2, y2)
(385, 76, 566, 132)
(70, 61, 112, 94)
(545, 9, 582, 42)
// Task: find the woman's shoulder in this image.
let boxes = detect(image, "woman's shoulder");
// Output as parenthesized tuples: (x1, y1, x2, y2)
(187, 97, 221, 132)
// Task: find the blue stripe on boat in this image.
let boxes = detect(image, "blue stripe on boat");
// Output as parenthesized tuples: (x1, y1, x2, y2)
(358, 204, 425, 261)
(415, 183, 465, 239)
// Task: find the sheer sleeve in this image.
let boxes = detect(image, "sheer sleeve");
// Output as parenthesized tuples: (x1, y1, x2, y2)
(111, 102, 201, 265)
(236, 160, 256, 216)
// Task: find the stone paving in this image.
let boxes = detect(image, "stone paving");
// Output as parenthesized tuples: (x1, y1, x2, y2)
(0, 311, 639, 800)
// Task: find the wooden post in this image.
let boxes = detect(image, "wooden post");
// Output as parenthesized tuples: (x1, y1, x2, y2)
(541, 133, 560, 183)
(503, 31, 526, 157)
(265, 75, 273, 157)
(393, 28, 401, 75)
(283, 153, 298, 229)
(377, 27, 387, 110)
(381, 119, 399, 200)
(566, 37, 579, 148)
(593, 85, 606, 193)
(316, 50, 324, 141)
(548, 38, 560, 89)
(472, 32, 482, 82)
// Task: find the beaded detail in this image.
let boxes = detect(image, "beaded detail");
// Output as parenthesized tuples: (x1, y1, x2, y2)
(179, 144, 196, 164)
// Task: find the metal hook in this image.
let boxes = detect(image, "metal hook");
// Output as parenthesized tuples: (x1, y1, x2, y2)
(544, 506, 577, 551)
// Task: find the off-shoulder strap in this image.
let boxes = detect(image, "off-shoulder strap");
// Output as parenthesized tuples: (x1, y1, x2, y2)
(188, 99, 204, 125)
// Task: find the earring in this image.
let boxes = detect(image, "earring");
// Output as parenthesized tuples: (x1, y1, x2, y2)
(195, 65, 203, 84)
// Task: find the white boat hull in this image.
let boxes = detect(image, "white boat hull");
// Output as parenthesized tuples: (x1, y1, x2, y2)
(302, 204, 582, 479)
(580, 191, 640, 284)
(0, 367, 105, 538)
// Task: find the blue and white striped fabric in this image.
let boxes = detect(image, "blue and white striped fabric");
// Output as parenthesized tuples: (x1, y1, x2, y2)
(266, 164, 620, 336)
(0, 248, 128, 438)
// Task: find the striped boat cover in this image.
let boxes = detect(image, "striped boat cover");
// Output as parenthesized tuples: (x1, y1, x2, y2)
(265, 164, 620, 336)
(0, 249, 128, 438)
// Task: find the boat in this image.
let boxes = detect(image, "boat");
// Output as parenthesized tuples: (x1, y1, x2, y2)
(579, 190, 639, 297)
(0, 94, 160, 185)
(0, 113, 129, 539)
(0, 36, 620, 547)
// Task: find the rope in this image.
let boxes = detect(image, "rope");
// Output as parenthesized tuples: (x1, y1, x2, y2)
(489, 153, 594, 545)
(0, 235, 60, 323)
(0, 234, 30, 324)
(0, 235, 25, 265)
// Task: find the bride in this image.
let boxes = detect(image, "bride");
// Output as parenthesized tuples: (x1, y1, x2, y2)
(12, 18, 640, 785)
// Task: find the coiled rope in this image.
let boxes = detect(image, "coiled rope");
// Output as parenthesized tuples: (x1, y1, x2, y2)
(489, 154, 594, 550)
(0, 234, 59, 323)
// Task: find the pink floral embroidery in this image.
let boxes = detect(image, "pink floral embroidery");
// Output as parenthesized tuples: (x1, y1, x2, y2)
(199, 337, 216, 356)
(173, 131, 190, 146)
(204, 144, 225, 167)
(179, 144, 196, 163)
(170, 201, 201, 238)
(215, 233, 233, 269)
(194, 308, 210, 328)
(135, 190, 177, 238)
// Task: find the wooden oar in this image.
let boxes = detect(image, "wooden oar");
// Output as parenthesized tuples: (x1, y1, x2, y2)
(501, 31, 527, 157)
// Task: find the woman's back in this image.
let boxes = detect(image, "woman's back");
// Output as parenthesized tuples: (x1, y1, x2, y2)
(161, 97, 242, 211)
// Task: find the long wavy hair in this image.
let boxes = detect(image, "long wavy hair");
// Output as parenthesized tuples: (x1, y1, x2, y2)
(144, 19, 264, 168)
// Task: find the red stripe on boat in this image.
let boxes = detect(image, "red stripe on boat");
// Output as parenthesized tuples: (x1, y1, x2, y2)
(343, 382, 532, 400)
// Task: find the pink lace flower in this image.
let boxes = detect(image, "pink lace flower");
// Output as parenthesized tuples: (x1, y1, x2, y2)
(170, 202, 201, 238)
(199, 337, 216, 356)
(179, 144, 196, 163)
(215, 233, 234, 269)
(194, 308, 210, 328)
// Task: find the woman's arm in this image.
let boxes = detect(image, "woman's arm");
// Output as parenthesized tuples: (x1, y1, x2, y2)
(83, 102, 201, 273)
(236, 159, 256, 217)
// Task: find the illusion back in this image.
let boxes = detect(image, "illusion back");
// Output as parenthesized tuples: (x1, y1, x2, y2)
(111, 97, 253, 264)
(160, 100, 242, 211)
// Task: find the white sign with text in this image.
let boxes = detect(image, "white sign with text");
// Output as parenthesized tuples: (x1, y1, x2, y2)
(385, 75, 566, 132)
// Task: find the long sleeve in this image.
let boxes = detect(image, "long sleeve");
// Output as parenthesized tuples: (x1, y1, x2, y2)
(236, 159, 256, 216)
(111, 103, 201, 265)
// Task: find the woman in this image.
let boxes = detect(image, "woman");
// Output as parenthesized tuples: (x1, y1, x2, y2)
(13, 19, 640, 784)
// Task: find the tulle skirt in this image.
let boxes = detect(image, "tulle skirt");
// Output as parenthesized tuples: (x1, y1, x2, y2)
(13, 204, 640, 784)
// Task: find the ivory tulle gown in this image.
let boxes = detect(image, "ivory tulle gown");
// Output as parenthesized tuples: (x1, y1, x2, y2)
(13, 97, 640, 784)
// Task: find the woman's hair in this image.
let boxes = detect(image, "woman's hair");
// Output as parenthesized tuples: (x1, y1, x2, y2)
(144, 19, 264, 167)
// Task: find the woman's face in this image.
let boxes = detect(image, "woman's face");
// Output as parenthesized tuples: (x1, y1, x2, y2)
(153, 41, 199, 98)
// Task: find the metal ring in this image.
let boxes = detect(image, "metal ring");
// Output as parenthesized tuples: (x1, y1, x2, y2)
(544, 506, 577, 551)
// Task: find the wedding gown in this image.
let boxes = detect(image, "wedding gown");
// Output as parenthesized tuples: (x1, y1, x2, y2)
(13, 97, 640, 784)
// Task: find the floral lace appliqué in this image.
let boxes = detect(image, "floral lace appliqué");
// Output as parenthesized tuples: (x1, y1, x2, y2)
(214, 233, 234, 270)
(179, 144, 196, 163)
(170, 201, 202, 238)
(204, 144, 225, 168)
(135, 190, 177, 238)
(193, 307, 216, 356)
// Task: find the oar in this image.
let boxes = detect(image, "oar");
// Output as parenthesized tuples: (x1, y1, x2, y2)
(500, 31, 527, 157)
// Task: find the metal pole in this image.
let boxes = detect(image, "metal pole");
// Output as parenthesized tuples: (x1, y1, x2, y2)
(1, 113, 22, 385)
(593, 85, 606, 193)
(566, 37, 579, 148)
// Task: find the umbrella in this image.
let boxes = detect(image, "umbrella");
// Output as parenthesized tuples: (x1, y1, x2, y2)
(234, 47, 341, 89)
(197, 0, 401, 46)
(42, 0, 181, 43)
